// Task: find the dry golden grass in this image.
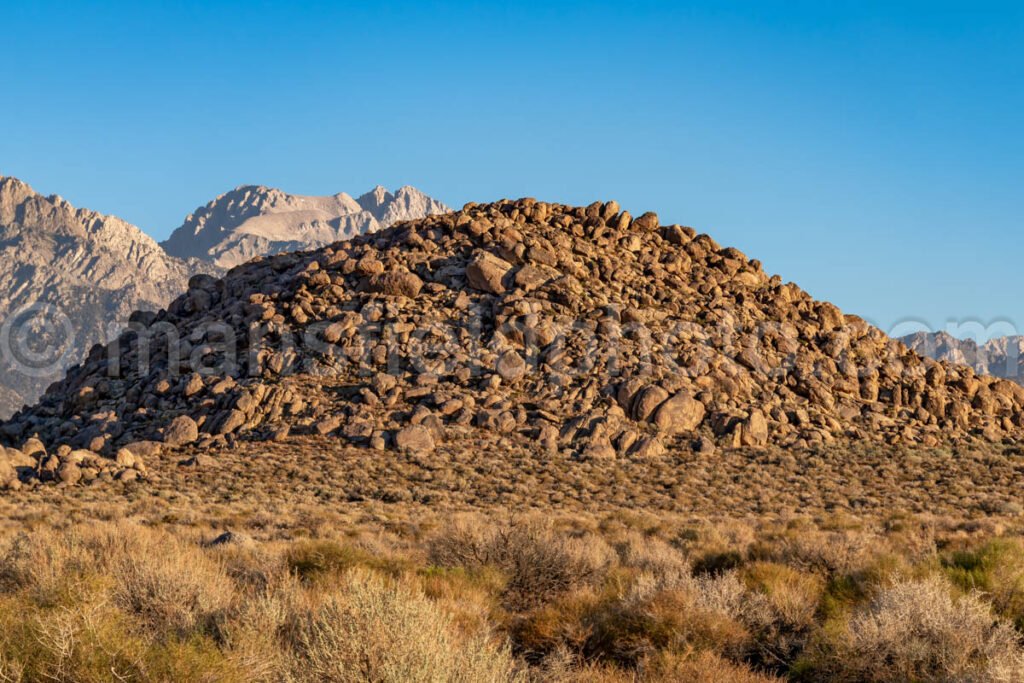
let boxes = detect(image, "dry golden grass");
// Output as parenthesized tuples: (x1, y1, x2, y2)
(5, 436, 1024, 681)
(1, 510, 1024, 681)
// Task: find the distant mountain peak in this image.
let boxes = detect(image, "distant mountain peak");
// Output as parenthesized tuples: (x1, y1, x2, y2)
(0, 175, 35, 204)
(357, 185, 392, 212)
(162, 184, 450, 269)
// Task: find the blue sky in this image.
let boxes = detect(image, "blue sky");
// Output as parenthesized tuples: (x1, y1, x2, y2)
(1, 1, 1021, 339)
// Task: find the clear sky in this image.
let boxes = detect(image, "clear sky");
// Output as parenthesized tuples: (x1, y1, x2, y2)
(1, 1, 1021, 339)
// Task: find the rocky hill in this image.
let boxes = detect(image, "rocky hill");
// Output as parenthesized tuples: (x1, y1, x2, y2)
(902, 331, 1024, 385)
(5, 198, 1024, 489)
(161, 184, 450, 269)
(0, 176, 210, 419)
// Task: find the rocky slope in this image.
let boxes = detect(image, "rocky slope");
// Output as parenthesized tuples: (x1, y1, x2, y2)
(902, 332, 1024, 385)
(0, 176, 211, 419)
(5, 198, 1024, 489)
(161, 184, 450, 269)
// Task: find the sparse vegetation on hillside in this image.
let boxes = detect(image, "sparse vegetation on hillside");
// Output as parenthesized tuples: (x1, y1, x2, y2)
(3, 512, 1024, 681)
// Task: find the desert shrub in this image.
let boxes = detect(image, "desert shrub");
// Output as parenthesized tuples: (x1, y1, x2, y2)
(673, 520, 757, 561)
(943, 539, 1024, 629)
(0, 599, 146, 683)
(881, 515, 938, 560)
(144, 634, 263, 683)
(286, 539, 367, 579)
(293, 568, 520, 682)
(530, 646, 635, 682)
(0, 525, 268, 681)
(754, 529, 877, 575)
(417, 565, 507, 634)
(741, 562, 825, 670)
(802, 544, 912, 622)
(0, 524, 238, 639)
(212, 542, 286, 592)
(286, 538, 409, 581)
(743, 562, 823, 631)
(692, 550, 744, 576)
(0, 530, 99, 606)
(111, 535, 235, 638)
(500, 524, 614, 610)
(426, 516, 497, 568)
(613, 532, 689, 579)
(429, 519, 615, 609)
(645, 650, 783, 682)
(584, 571, 769, 665)
(0, 595, 255, 683)
(605, 587, 751, 661)
(804, 576, 1024, 682)
(508, 586, 610, 661)
(0, 653, 23, 683)
(419, 565, 507, 603)
(218, 575, 306, 681)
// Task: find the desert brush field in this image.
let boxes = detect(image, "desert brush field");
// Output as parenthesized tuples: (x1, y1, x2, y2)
(4, 487, 1024, 681)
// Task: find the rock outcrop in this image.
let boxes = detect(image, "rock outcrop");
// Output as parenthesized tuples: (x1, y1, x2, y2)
(161, 184, 450, 269)
(6, 198, 1024, 487)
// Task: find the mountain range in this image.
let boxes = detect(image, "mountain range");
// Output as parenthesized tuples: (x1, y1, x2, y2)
(0, 175, 448, 417)
(161, 185, 449, 268)
(901, 331, 1024, 385)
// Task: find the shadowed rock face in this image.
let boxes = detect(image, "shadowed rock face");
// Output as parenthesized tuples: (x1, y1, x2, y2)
(7, 197, 1024, 472)
(0, 176, 213, 418)
(160, 184, 450, 269)
(902, 332, 1024, 385)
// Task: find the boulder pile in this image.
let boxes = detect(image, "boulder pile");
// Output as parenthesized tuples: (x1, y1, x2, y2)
(3, 198, 1024, 487)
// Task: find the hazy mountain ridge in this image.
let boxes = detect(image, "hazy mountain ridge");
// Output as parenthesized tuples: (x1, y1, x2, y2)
(901, 331, 1024, 384)
(161, 184, 450, 269)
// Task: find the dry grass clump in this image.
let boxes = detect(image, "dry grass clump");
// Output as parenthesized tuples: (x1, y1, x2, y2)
(428, 517, 615, 609)
(613, 531, 690, 578)
(584, 570, 769, 664)
(804, 576, 1024, 682)
(295, 568, 519, 682)
(112, 538, 235, 637)
(645, 650, 785, 682)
